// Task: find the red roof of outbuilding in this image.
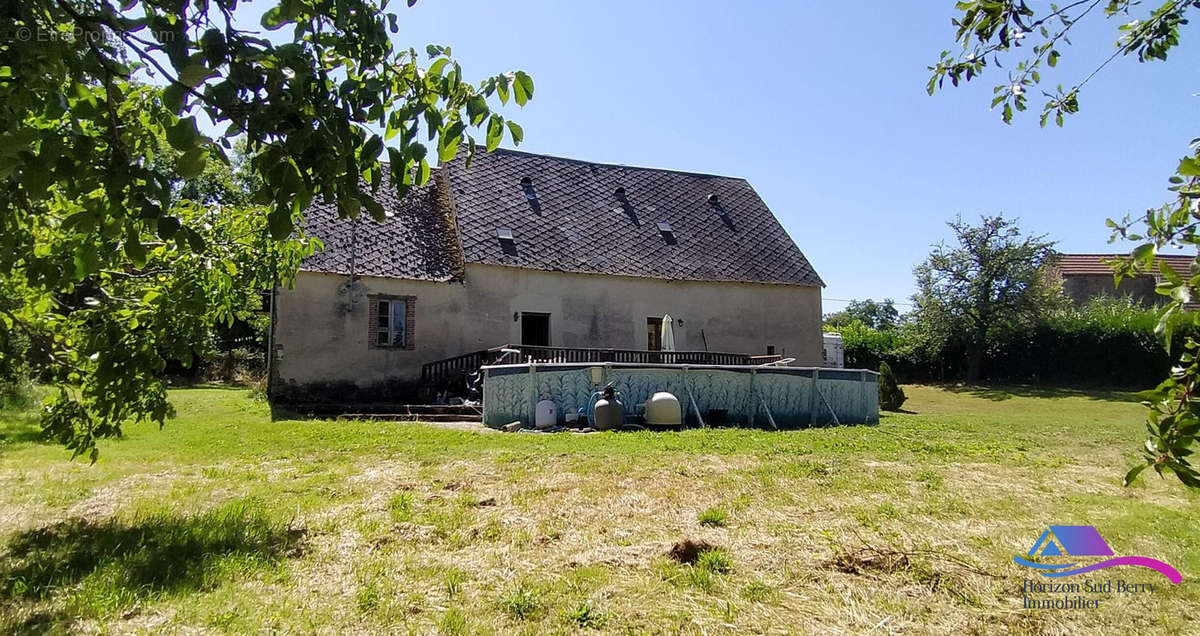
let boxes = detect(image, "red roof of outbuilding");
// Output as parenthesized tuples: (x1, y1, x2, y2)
(1053, 253, 1193, 276)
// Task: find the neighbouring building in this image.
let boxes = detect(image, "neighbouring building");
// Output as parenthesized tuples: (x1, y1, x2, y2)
(270, 148, 825, 399)
(1048, 253, 1194, 307)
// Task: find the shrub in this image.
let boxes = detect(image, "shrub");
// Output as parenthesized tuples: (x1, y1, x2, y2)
(0, 322, 33, 410)
(0, 377, 35, 411)
(878, 362, 906, 411)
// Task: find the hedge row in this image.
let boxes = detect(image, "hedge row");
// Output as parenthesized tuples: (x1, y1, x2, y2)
(830, 299, 1193, 388)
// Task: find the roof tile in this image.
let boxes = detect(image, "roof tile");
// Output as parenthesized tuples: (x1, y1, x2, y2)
(1053, 253, 1193, 277)
(300, 176, 462, 282)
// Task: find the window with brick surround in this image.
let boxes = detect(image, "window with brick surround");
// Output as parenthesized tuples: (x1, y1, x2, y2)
(368, 295, 415, 349)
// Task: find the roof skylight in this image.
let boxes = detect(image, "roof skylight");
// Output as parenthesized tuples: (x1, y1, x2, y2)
(657, 221, 678, 245)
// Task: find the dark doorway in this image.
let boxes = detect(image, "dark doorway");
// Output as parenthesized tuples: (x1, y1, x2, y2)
(647, 317, 662, 351)
(521, 312, 550, 346)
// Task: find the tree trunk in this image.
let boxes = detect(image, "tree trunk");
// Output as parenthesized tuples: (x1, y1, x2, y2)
(965, 330, 985, 382)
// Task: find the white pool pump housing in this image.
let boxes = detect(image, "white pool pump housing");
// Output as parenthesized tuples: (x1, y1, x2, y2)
(535, 399, 558, 429)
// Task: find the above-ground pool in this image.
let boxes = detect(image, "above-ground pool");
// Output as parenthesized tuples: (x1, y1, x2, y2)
(480, 362, 878, 429)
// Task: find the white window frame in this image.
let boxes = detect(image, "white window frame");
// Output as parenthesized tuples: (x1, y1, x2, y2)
(376, 298, 407, 348)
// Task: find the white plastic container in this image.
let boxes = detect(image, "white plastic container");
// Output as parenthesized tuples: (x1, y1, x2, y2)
(644, 392, 682, 427)
(822, 332, 844, 369)
(535, 400, 558, 429)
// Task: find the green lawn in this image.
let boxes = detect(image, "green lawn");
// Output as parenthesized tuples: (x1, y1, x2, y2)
(1, 385, 1198, 634)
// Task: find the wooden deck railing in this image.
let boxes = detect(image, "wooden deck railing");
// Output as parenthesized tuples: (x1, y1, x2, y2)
(421, 345, 784, 384)
(508, 345, 750, 365)
(420, 347, 496, 385)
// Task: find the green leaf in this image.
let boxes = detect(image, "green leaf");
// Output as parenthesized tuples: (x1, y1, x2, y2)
(177, 148, 207, 178)
(485, 115, 504, 152)
(466, 95, 488, 126)
(268, 205, 293, 240)
(162, 83, 186, 114)
(184, 227, 206, 253)
(427, 58, 450, 78)
(157, 216, 181, 240)
(417, 158, 430, 186)
(363, 196, 385, 221)
(361, 134, 383, 161)
(1160, 259, 1185, 285)
(1124, 463, 1148, 487)
(512, 71, 534, 106)
(73, 244, 99, 279)
(261, 6, 289, 30)
(423, 109, 443, 141)
(124, 224, 147, 267)
(166, 117, 200, 152)
(1178, 157, 1200, 177)
(506, 120, 524, 146)
(1156, 304, 1178, 350)
(1172, 285, 1192, 304)
(0, 155, 19, 179)
(496, 75, 510, 105)
(1132, 243, 1156, 267)
(385, 114, 403, 141)
(71, 82, 97, 108)
(177, 65, 216, 88)
(438, 121, 464, 162)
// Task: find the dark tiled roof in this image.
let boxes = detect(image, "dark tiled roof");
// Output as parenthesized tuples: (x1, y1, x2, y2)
(1052, 253, 1193, 276)
(300, 177, 463, 282)
(301, 148, 823, 287)
(444, 149, 823, 286)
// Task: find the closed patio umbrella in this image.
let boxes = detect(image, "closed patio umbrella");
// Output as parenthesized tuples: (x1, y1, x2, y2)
(661, 314, 676, 352)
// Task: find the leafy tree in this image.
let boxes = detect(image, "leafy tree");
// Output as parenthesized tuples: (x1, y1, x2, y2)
(877, 362, 906, 412)
(1, 0, 532, 459)
(825, 298, 900, 331)
(929, 1, 1200, 486)
(912, 215, 1062, 382)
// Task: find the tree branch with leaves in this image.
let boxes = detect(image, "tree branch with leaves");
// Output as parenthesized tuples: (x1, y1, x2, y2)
(0, 0, 534, 459)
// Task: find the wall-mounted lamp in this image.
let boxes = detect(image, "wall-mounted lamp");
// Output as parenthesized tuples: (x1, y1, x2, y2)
(676, 318, 685, 326)
(513, 312, 520, 322)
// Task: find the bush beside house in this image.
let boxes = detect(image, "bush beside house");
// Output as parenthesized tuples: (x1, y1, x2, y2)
(878, 362, 906, 411)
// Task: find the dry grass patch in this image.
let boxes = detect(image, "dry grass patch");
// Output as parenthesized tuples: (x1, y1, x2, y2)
(1, 385, 1198, 633)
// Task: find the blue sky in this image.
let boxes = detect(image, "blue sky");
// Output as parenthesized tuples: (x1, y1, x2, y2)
(235, 1, 1200, 310)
